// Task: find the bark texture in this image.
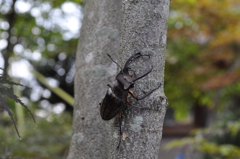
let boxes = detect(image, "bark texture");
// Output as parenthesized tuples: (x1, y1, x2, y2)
(67, 0, 169, 158)
(109, 0, 169, 158)
(67, 0, 122, 158)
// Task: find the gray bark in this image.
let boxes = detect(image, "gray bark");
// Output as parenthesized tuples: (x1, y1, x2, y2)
(110, 0, 169, 158)
(67, 0, 122, 158)
(67, 0, 169, 158)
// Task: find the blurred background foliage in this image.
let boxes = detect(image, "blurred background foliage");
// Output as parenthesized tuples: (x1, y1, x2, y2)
(0, 0, 240, 158)
(0, 0, 82, 158)
(0, 113, 72, 158)
(165, 0, 240, 158)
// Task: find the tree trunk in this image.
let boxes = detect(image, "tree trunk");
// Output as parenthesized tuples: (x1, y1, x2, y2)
(2, 0, 17, 77)
(67, 0, 122, 158)
(67, 0, 169, 158)
(110, 0, 169, 158)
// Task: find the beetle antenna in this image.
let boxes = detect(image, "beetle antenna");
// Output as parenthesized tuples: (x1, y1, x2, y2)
(107, 54, 122, 70)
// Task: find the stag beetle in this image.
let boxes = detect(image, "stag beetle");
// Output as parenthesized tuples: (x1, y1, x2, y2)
(99, 53, 161, 148)
(100, 53, 161, 120)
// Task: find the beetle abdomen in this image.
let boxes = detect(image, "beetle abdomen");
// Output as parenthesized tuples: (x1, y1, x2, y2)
(100, 88, 125, 120)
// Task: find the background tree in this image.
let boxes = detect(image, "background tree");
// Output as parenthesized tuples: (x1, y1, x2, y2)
(67, 0, 122, 158)
(67, 0, 169, 158)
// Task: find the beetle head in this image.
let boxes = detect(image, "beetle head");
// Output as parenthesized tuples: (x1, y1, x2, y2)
(107, 53, 152, 90)
(116, 71, 134, 90)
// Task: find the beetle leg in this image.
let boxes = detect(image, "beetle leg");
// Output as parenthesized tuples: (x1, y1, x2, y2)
(117, 112, 122, 135)
(117, 112, 122, 149)
(126, 97, 131, 103)
(128, 90, 137, 99)
(128, 83, 162, 100)
(137, 83, 162, 100)
(138, 86, 147, 94)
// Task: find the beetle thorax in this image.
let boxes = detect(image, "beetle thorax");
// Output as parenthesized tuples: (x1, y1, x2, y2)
(111, 82, 129, 100)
